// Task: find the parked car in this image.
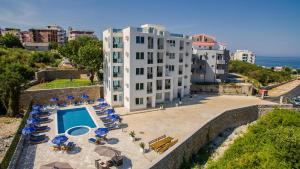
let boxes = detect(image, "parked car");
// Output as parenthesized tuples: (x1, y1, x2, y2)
(291, 97, 300, 106)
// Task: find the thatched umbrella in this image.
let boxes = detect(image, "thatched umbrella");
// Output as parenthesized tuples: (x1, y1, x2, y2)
(40, 162, 73, 169)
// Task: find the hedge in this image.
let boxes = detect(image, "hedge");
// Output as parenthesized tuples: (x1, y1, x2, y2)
(0, 102, 32, 169)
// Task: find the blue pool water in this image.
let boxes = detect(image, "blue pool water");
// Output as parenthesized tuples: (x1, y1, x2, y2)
(67, 126, 90, 136)
(57, 107, 96, 134)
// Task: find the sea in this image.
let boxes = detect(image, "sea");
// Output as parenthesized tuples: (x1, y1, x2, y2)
(256, 56, 300, 69)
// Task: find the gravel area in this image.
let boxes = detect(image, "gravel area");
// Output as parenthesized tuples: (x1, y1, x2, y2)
(0, 117, 21, 161)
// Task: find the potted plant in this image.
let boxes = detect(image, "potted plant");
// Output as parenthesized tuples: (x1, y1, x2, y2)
(129, 131, 135, 141)
(139, 142, 145, 153)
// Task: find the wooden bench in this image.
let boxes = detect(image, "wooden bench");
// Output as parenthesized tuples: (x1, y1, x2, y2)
(158, 139, 178, 154)
(149, 135, 166, 149)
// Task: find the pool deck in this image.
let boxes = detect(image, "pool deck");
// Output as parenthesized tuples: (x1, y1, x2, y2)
(16, 95, 274, 169)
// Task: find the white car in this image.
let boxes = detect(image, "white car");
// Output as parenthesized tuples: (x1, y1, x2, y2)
(292, 97, 300, 106)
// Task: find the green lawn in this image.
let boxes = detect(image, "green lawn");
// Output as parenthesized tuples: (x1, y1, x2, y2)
(29, 79, 94, 89)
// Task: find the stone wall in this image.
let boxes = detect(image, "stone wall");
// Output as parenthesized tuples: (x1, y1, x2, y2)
(35, 69, 89, 82)
(191, 83, 253, 96)
(20, 85, 103, 109)
(149, 104, 295, 169)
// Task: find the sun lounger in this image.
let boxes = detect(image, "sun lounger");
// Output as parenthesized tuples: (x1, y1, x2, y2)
(66, 142, 75, 151)
(96, 110, 106, 116)
(30, 134, 46, 140)
(32, 111, 51, 117)
(88, 138, 101, 145)
(58, 102, 67, 107)
(35, 117, 52, 124)
(52, 145, 61, 151)
(149, 135, 166, 147)
(107, 123, 119, 130)
(87, 100, 95, 104)
(33, 125, 50, 133)
(30, 135, 48, 144)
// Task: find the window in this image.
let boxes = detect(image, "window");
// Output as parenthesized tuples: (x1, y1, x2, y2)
(136, 52, 144, 59)
(168, 65, 175, 71)
(136, 36, 145, 44)
(168, 53, 175, 59)
(113, 37, 123, 48)
(113, 95, 118, 101)
(136, 68, 144, 75)
(135, 98, 143, 105)
(135, 83, 144, 90)
(167, 40, 176, 47)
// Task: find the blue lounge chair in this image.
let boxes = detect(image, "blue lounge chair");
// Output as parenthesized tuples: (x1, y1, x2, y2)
(66, 142, 75, 151)
(34, 117, 52, 124)
(87, 100, 95, 104)
(30, 134, 48, 144)
(33, 125, 50, 133)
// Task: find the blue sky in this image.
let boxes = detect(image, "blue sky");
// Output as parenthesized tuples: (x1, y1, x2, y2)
(1, 0, 300, 57)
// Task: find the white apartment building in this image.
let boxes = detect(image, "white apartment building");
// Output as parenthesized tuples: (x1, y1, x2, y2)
(103, 24, 192, 111)
(191, 34, 229, 83)
(231, 50, 256, 64)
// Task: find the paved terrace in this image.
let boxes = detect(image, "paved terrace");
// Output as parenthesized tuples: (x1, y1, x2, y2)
(17, 95, 274, 169)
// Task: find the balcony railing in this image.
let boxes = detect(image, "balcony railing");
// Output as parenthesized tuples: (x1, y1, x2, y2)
(179, 46, 184, 50)
(170, 33, 183, 38)
(147, 89, 152, 94)
(216, 69, 225, 74)
(113, 86, 122, 91)
(179, 58, 183, 63)
(113, 59, 122, 63)
(158, 45, 164, 50)
(148, 59, 153, 64)
(157, 86, 162, 90)
(216, 60, 226, 64)
(147, 74, 153, 79)
(178, 82, 182, 86)
(113, 73, 122, 77)
(165, 85, 171, 89)
(179, 70, 183, 75)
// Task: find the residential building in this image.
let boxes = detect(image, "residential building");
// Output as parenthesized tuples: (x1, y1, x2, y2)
(68, 27, 96, 41)
(46, 25, 67, 44)
(23, 42, 49, 51)
(28, 25, 66, 44)
(29, 28, 58, 43)
(21, 31, 32, 43)
(191, 34, 230, 83)
(103, 24, 192, 111)
(231, 50, 256, 64)
(1, 28, 21, 41)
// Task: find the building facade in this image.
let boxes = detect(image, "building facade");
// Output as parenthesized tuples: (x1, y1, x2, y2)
(21, 31, 32, 43)
(28, 25, 66, 44)
(231, 50, 256, 64)
(103, 24, 192, 111)
(191, 34, 229, 83)
(67, 27, 96, 41)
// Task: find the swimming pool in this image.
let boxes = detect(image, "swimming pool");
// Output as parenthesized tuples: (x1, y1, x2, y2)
(57, 107, 96, 134)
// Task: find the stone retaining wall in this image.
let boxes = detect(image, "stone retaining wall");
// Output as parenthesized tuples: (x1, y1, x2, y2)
(149, 104, 295, 169)
(191, 83, 253, 96)
(20, 85, 103, 109)
(35, 69, 89, 82)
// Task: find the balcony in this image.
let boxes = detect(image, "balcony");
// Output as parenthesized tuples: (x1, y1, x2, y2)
(113, 86, 122, 91)
(157, 72, 163, 77)
(113, 58, 122, 63)
(112, 29, 122, 33)
(179, 70, 183, 75)
(147, 89, 152, 94)
(178, 82, 182, 86)
(158, 45, 164, 50)
(179, 58, 183, 63)
(147, 74, 153, 79)
(216, 60, 226, 64)
(216, 69, 225, 74)
(113, 72, 122, 77)
(165, 85, 171, 90)
(179, 46, 184, 50)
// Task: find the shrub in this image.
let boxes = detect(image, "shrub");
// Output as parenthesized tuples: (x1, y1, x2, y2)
(207, 109, 300, 169)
